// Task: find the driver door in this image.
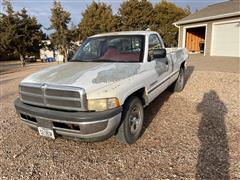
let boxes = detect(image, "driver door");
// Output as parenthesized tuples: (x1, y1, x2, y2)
(147, 34, 172, 100)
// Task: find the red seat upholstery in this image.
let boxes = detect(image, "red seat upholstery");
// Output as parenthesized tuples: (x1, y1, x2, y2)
(101, 47, 140, 62)
(101, 48, 119, 60)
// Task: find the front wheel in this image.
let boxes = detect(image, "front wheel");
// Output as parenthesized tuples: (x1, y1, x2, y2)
(116, 96, 144, 144)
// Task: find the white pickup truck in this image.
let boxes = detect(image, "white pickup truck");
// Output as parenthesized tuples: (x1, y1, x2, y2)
(15, 31, 188, 144)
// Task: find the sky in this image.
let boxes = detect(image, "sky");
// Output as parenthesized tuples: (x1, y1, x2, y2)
(0, 0, 225, 33)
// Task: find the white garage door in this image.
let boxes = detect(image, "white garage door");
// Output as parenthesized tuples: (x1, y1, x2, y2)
(212, 21, 240, 57)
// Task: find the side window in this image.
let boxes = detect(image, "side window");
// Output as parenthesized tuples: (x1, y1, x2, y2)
(148, 34, 163, 60)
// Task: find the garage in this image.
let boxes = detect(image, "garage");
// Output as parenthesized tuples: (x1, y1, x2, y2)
(185, 26, 206, 53)
(174, 0, 240, 57)
(212, 21, 240, 57)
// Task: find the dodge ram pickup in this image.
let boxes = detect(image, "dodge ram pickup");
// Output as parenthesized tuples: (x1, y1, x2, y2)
(15, 31, 188, 144)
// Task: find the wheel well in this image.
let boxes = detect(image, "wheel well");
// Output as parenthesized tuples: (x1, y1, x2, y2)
(124, 88, 146, 106)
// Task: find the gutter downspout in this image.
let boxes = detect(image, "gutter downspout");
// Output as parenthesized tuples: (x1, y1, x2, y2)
(173, 23, 181, 47)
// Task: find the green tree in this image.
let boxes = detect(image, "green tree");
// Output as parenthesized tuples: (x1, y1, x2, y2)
(17, 9, 43, 63)
(0, 1, 16, 56)
(118, 0, 154, 31)
(68, 23, 79, 42)
(0, 1, 43, 65)
(152, 0, 190, 47)
(78, 2, 116, 40)
(50, 0, 71, 62)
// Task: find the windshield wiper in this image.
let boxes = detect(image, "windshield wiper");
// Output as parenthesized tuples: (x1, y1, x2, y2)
(93, 59, 118, 62)
(70, 59, 79, 62)
(70, 59, 121, 63)
(70, 59, 92, 62)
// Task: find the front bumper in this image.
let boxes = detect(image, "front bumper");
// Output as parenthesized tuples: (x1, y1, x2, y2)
(14, 98, 122, 141)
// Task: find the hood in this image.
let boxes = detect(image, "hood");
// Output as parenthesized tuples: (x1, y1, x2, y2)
(22, 62, 142, 92)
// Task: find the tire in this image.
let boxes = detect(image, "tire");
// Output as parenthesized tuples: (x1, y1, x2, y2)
(170, 67, 185, 92)
(116, 96, 144, 144)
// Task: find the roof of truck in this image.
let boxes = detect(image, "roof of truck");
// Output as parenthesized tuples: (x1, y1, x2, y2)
(90, 31, 157, 37)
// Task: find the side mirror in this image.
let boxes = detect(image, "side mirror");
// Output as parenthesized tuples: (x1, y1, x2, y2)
(153, 48, 166, 59)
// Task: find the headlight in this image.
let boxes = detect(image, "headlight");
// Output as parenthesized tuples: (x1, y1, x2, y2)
(88, 98, 120, 111)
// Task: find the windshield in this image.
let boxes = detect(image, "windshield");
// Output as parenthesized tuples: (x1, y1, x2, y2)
(71, 35, 145, 63)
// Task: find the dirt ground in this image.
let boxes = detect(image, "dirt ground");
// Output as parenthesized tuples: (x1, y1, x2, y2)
(0, 59, 239, 179)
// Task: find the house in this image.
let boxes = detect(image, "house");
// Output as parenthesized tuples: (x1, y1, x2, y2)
(40, 40, 81, 62)
(40, 40, 64, 62)
(174, 0, 240, 57)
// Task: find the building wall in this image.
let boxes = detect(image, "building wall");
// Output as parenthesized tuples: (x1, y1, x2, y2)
(178, 16, 240, 56)
(205, 21, 212, 56)
(178, 26, 183, 48)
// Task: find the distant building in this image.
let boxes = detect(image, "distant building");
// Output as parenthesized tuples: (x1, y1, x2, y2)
(174, 0, 240, 57)
(40, 40, 80, 62)
(40, 40, 64, 62)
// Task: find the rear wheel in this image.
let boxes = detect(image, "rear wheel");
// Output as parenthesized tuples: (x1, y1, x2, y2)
(116, 96, 144, 144)
(170, 67, 185, 92)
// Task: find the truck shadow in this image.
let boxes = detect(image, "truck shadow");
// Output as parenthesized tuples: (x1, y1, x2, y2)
(196, 90, 229, 179)
(141, 66, 194, 136)
(185, 65, 194, 85)
(142, 90, 172, 135)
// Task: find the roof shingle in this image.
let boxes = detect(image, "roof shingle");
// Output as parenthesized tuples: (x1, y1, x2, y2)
(175, 0, 240, 25)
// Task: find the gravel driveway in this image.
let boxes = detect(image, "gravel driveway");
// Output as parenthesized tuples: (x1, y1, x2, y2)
(0, 61, 239, 179)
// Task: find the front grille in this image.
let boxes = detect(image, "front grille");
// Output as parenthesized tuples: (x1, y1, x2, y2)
(19, 83, 87, 111)
(45, 89, 80, 98)
(20, 86, 42, 94)
(46, 98, 81, 108)
(21, 94, 44, 104)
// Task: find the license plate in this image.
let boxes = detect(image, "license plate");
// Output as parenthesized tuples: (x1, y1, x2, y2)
(38, 127, 55, 139)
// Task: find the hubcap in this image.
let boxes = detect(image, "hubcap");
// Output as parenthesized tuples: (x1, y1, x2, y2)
(129, 106, 142, 135)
